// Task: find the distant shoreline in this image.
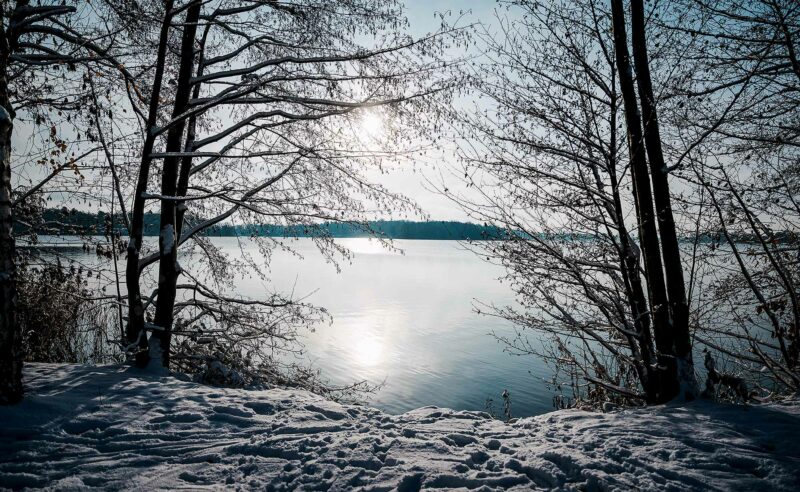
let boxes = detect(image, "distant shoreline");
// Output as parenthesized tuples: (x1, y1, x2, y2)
(16, 208, 796, 243)
(16, 209, 506, 241)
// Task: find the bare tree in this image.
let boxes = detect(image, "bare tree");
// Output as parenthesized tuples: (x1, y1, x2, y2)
(450, 0, 799, 407)
(656, 0, 800, 394)
(114, 0, 463, 377)
(611, 0, 697, 400)
(447, 0, 671, 405)
(0, 0, 134, 404)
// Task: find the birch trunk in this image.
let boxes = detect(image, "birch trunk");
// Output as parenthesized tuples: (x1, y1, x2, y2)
(0, 7, 20, 404)
(0, 96, 20, 404)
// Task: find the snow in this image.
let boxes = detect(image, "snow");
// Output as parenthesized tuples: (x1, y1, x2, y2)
(2, 364, 799, 491)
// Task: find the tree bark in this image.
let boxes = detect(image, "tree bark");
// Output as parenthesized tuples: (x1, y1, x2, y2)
(608, 143, 658, 400)
(125, 0, 176, 367)
(629, 0, 697, 399)
(175, 24, 209, 241)
(0, 2, 23, 404)
(0, 85, 20, 405)
(605, 84, 658, 401)
(151, 1, 201, 368)
(611, 0, 678, 403)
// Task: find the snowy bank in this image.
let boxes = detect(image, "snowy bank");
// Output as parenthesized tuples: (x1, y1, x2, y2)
(1, 364, 799, 491)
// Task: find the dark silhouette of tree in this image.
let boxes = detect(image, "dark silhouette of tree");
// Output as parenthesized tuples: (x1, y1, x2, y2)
(0, 0, 136, 404)
(449, 0, 799, 405)
(611, 0, 697, 400)
(113, 0, 464, 374)
(447, 0, 668, 404)
(657, 0, 800, 393)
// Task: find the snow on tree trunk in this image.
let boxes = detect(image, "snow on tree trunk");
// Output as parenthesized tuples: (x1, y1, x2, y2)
(125, 0, 176, 368)
(0, 10, 20, 402)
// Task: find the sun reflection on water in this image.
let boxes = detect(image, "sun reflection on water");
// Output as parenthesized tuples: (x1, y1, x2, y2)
(338, 313, 395, 371)
(351, 336, 385, 367)
(342, 238, 389, 256)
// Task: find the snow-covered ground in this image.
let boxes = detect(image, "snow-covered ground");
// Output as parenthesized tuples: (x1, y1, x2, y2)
(1, 364, 799, 491)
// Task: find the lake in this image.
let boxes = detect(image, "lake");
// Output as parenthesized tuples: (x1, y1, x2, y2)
(221, 238, 553, 416)
(34, 237, 556, 416)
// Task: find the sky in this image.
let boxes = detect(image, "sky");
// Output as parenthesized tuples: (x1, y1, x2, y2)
(365, 0, 500, 222)
(11, 0, 504, 223)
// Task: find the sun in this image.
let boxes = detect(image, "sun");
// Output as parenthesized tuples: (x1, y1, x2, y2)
(359, 109, 385, 138)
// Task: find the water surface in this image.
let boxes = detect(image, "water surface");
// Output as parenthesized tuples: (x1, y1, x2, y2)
(254, 238, 553, 416)
(36, 236, 555, 416)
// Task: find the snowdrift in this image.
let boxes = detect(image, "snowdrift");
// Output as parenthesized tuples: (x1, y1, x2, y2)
(1, 363, 799, 490)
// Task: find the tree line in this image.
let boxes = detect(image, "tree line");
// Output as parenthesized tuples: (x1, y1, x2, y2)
(15, 208, 507, 240)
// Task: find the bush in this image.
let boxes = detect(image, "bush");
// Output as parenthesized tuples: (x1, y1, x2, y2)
(17, 258, 119, 364)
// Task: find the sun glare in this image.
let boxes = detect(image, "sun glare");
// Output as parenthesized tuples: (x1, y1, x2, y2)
(359, 110, 385, 138)
(352, 336, 385, 367)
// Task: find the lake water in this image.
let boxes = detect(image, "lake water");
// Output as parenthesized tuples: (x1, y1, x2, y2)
(225, 238, 553, 416)
(35, 237, 555, 416)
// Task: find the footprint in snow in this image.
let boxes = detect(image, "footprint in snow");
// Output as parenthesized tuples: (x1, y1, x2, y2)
(444, 433, 479, 447)
(305, 404, 348, 420)
(244, 401, 277, 415)
(209, 405, 255, 423)
(150, 412, 204, 424)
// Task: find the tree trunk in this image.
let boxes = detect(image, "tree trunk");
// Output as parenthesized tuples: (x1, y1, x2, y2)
(629, 0, 697, 399)
(151, 1, 201, 368)
(125, 0, 176, 367)
(0, 8, 20, 404)
(609, 151, 659, 401)
(175, 25, 209, 241)
(607, 86, 658, 402)
(611, 0, 678, 403)
(0, 95, 20, 405)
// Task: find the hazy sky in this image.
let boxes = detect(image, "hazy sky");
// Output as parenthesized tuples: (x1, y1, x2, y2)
(12, 1, 502, 222)
(368, 0, 500, 222)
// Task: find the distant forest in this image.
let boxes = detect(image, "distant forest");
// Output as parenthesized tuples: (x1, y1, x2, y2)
(17, 208, 797, 244)
(17, 208, 506, 241)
